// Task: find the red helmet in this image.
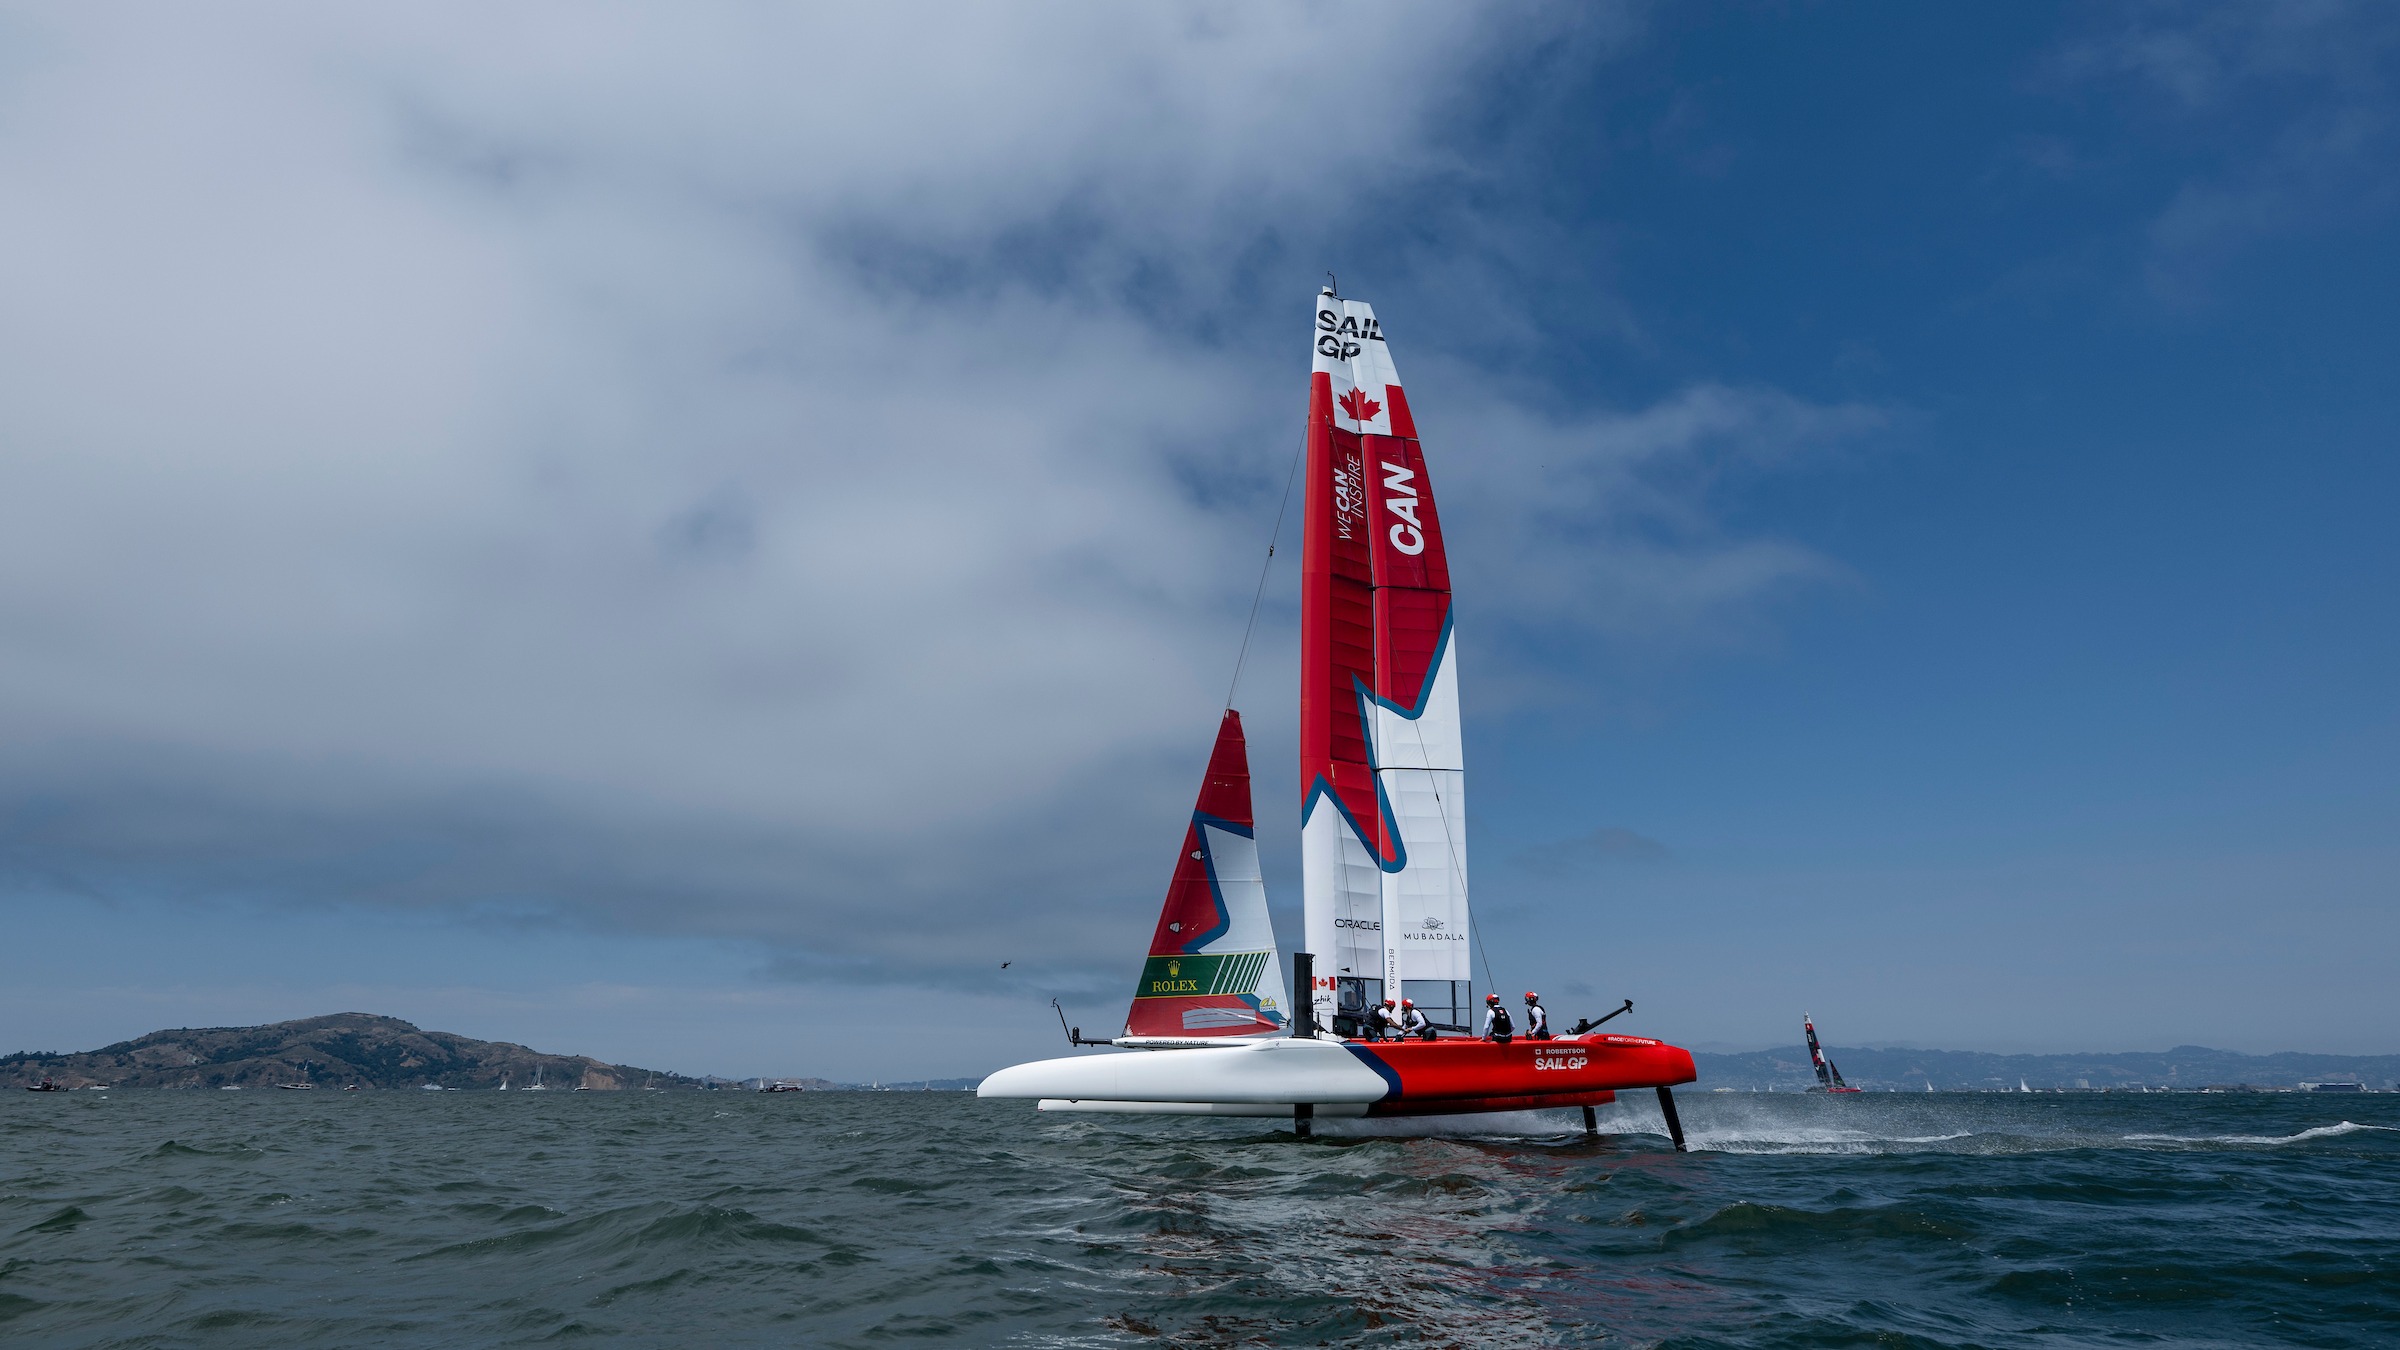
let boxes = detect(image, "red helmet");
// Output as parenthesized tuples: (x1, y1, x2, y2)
(1524, 991, 1539, 1002)
(1382, 998, 1396, 1007)
(1485, 993, 1501, 1004)
(1400, 998, 1415, 1007)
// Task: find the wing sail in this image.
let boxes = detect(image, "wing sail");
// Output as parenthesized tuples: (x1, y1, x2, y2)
(1299, 290, 1470, 1034)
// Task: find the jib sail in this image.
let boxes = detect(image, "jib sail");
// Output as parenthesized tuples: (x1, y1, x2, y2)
(1122, 710, 1291, 1039)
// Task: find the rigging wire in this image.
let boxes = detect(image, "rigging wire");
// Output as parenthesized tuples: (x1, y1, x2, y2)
(1223, 430, 1310, 712)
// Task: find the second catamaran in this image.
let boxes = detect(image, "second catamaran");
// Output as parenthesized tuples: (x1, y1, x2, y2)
(980, 287, 1697, 1137)
(1803, 1013, 1861, 1094)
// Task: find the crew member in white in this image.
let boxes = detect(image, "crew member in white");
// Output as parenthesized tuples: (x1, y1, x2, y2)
(1371, 998, 1404, 1041)
(1522, 992, 1550, 1040)
(1482, 993, 1514, 1044)
(1400, 998, 1432, 1040)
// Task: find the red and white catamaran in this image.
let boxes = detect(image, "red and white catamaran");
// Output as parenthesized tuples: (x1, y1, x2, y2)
(979, 288, 1697, 1141)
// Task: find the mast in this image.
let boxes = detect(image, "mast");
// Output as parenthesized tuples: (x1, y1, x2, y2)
(1299, 288, 1469, 1033)
(1121, 710, 1291, 1041)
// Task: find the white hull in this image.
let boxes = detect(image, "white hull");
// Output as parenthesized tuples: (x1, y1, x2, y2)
(978, 1037, 1389, 1106)
(1036, 1099, 1372, 1117)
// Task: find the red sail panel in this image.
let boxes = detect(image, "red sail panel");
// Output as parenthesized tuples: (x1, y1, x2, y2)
(1300, 371, 1383, 854)
(1361, 387, 1452, 714)
(1144, 710, 1253, 956)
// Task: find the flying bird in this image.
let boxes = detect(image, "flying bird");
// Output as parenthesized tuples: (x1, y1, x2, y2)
(1000, 962, 1011, 969)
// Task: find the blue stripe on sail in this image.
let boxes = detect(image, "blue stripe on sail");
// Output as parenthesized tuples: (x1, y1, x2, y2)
(1299, 609, 1453, 877)
(1179, 822, 1235, 953)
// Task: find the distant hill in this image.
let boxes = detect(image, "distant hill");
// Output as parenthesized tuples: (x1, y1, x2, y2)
(1, 1013, 700, 1091)
(1694, 1044, 2400, 1091)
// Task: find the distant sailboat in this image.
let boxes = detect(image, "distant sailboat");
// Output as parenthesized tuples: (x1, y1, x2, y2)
(498, 1076, 510, 1092)
(2020, 1079, 2032, 1093)
(1803, 1014, 1862, 1094)
(523, 1067, 547, 1092)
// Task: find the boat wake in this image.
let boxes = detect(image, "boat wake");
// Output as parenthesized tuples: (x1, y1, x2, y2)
(2122, 1120, 2399, 1147)
(1379, 1100, 2400, 1156)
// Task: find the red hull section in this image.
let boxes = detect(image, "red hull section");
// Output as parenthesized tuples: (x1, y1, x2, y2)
(1342, 1033, 1695, 1116)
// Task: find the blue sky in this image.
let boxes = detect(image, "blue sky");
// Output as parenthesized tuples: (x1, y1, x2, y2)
(1, 4, 2393, 1079)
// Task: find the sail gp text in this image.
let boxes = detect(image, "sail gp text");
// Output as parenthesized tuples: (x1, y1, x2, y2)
(1317, 308, 1384, 359)
(1534, 1052, 1589, 1072)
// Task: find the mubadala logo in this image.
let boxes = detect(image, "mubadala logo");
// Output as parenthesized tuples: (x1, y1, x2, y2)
(1403, 916, 1464, 942)
(1316, 307, 1385, 359)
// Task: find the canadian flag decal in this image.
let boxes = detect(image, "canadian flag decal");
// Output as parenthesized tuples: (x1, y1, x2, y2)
(1337, 387, 1382, 424)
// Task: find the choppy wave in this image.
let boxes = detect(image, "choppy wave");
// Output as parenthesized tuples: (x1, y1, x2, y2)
(3, 1088, 2396, 1347)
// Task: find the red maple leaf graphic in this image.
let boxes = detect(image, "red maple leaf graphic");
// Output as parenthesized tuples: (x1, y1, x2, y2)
(1337, 387, 1382, 424)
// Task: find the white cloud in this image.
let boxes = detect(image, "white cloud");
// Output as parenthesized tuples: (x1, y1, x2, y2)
(0, 4, 1875, 985)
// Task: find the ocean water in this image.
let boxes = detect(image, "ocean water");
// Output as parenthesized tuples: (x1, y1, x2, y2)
(3, 1088, 2395, 1347)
